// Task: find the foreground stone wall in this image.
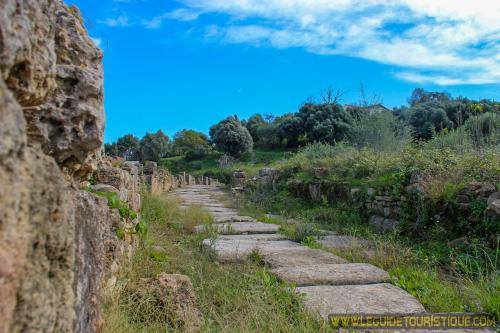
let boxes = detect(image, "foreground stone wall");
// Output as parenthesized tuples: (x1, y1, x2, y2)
(0, 2, 157, 332)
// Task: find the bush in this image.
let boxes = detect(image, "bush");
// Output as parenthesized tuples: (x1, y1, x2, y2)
(210, 116, 253, 158)
(351, 111, 412, 152)
(278, 103, 354, 146)
(405, 102, 454, 140)
(185, 145, 209, 161)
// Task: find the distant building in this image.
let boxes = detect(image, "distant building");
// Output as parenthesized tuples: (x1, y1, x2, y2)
(344, 103, 391, 114)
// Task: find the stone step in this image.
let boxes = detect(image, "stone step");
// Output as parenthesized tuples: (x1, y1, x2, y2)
(202, 238, 302, 262)
(271, 263, 390, 286)
(261, 247, 348, 268)
(296, 284, 425, 319)
(195, 221, 280, 235)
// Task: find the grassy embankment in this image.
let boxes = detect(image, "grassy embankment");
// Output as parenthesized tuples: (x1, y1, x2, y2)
(160, 149, 290, 182)
(230, 141, 500, 322)
(102, 194, 332, 333)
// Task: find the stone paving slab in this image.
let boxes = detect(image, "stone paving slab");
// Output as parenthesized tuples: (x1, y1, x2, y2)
(261, 247, 348, 268)
(296, 284, 425, 319)
(271, 263, 390, 286)
(317, 235, 369, 250)
(212, 216, 258, 223)
(204, 208, 240, 214)
(202, 239, 302, 262)
(195, 221, 280, 234)
(218, 234, 286, 241)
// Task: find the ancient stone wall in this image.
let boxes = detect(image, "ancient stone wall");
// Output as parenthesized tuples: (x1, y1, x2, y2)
(254, 168, 500, 236)
(0, 2, 157, 332)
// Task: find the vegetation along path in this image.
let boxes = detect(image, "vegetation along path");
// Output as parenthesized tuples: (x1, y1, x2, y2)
(175, 184, 495, 332)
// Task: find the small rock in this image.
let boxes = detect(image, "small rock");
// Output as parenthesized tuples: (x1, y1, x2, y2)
(383, 207, 391, 217)
(466, 180, 482, 192)
(448, 237, 469, 248)
(121, 161, 140, 175)
(350, 188, 363, 201)
(136, 273, 203, 332)
(90, 183, 120, 194)
(143, 161, 157, 175)
(487, 192, 500, 205)
(369, 215, 399, 232)
(375, 196, 392, 202)
(478, 184, 497, 198)
(308, 183, 322, 202)
(485, 199, 500, 218)
(459, 203, 470, 213)
(80, 181, 91, 188)
(457, 194, 470, 204)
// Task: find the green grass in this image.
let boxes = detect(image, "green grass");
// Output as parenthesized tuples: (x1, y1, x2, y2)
(102, 194, 331, 333)
(160, 149, 291, 179)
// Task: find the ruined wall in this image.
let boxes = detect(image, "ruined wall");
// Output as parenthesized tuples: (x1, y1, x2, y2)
(0, 1, 144, 332)
(252, 168, 500, 239)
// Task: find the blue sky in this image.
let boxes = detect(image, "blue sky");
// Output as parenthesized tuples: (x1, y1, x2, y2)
(66, 0, 500, 143)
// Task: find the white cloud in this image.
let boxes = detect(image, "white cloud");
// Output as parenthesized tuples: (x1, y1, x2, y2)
(99, 14, 130, 27)
(178, 0, 500, 85)
(145, 8, 200, 29)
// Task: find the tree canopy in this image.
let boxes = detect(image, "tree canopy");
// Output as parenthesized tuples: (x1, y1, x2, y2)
(210, 116, 253, 158)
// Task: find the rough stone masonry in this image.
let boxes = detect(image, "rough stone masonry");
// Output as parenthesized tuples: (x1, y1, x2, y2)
(0, 1, 151, 332)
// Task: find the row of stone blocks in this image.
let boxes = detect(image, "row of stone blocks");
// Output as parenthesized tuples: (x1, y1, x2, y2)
(175, 171, 222, 187)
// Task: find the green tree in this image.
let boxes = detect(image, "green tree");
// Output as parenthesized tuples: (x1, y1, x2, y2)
(210, 116, 253, 158)
(105, 134, 140, 160)
(245, 114, 266, 144)
(406, 102, 453, 140)
(172, 129, 209, 158)
(278, 103, 354, 146)
(277, 115, 304, 148)
(140, 130, 171, 162)
(407, 88, 451, 107)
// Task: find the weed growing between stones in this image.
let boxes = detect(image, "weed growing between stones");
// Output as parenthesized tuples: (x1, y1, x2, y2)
(102, 194, 332, 333)
(86, 188, 138, 220)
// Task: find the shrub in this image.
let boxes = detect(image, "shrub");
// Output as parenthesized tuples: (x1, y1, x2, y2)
(210, 116, 253, 158)
(350, 111, 412, 152)
(405, 102, 454, 140)
(185, 145, 209, 161)
(278, 103, 354, 146)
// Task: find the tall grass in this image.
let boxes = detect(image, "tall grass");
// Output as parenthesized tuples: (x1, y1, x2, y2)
(466, 112, 500, 147)
(102, 194, 331, 333)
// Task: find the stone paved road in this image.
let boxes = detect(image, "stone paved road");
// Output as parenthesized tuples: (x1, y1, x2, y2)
(173, 185, 495, 333)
